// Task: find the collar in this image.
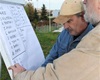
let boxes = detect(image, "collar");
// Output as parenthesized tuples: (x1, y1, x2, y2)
(72, 23, 94, 41)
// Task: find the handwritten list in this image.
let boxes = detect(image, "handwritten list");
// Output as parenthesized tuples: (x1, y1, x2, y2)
(0, 3, 45, 70)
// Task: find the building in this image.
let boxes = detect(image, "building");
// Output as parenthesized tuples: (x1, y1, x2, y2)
(52, 10, 59, 18)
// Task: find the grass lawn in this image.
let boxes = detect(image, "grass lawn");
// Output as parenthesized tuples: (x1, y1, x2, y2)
(1, 32, 59, 80)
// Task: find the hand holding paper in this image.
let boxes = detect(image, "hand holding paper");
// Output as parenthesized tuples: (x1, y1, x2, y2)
(9, 63, 26, 77)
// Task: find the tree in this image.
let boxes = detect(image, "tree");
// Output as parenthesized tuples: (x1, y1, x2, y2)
(33, 8, 39, 29)
(40, 4, 48, 21)
(24, 3, 34, 22)
(33, 8, 39, 21)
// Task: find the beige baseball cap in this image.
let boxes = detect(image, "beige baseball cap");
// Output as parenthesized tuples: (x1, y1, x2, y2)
(53, 0, 84, 24)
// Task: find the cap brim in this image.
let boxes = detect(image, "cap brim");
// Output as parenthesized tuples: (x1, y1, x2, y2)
(53, 15, 71, 24)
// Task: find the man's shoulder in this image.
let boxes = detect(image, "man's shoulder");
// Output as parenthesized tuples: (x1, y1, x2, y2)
(58, 29, 71, 38)
(60, 29, 69, 34)
(88, 23, 94, 29)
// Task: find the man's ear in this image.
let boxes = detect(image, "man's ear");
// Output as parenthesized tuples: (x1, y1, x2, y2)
(80, 12, 85, 21)
(81, 16, 85, 21)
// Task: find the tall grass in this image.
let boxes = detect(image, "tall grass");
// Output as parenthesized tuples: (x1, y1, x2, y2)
(1, 32, 59, 80)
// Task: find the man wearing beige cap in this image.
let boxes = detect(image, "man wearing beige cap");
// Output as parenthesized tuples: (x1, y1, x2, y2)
(9, 0, 97, 80)
(41, 0, 94, 67)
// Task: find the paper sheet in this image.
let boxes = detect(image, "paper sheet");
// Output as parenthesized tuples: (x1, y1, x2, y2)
(0, 2, 45, 72)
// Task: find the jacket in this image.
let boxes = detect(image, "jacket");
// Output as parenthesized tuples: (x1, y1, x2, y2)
(14, 23, 100, 80)
(42, 23, 94, 67)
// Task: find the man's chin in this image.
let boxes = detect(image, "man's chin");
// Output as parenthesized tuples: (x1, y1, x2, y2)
(84, 11, 99, 25)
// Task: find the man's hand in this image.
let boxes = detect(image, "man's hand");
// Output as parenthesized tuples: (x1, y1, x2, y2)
(9, 63, 26, 77)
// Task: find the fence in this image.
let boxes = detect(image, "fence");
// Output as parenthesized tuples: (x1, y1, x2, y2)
(35, 25, 62, 33)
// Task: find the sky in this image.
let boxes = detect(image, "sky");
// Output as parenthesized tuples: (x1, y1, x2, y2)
(25, 0, 65, 10)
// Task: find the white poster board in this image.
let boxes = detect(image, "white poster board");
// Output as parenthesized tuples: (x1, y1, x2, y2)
(0, 2, 45, 79)
(0, 0, 25, 4)
(0, 53, 1, 78)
